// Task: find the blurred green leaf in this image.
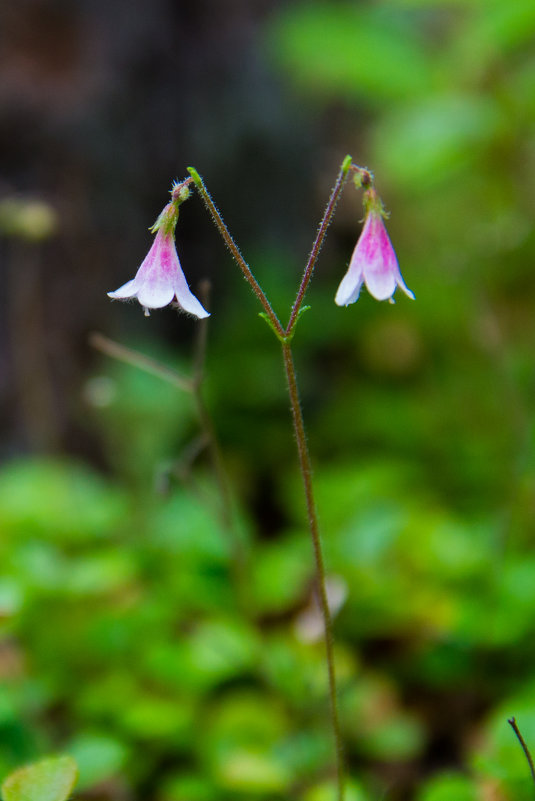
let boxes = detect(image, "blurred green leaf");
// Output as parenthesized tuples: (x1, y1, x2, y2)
(182, 618, 260, 689)
(212, 746, 290, 793)
(416, 772, 478, 801)
(343, 675, 425, 760)
(202, 691, 289, 753)
(159, 772, 218, 801)
(303, 779, 369, 801)
(0, 460, 127, 542)
(251, 534, 311, 614)
(374, 94, 503, 187)
(1, 756, 77, 801)
(149, 490, 230, 564)
(120, 694, 194, 741)
(269, 4, 434, 101)
(66, 734, 128, 790)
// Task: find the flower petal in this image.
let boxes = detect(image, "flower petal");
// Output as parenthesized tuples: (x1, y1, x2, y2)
(396, 274, 415, 300)
(363, 264, 397, 301)
(107, 279, 138, 300)
(135, 277, 176, 309)
(161, 236, 209, 318)
(335, 269, 364, 306)
(174, 274, 210, 318)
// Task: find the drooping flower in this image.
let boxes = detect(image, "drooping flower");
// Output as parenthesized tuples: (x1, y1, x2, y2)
(335, 189, 414, 305)
(108, 192, 209, 318)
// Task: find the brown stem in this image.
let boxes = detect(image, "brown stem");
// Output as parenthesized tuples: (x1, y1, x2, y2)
(508, 717, 535, 788)
(281, 341, 345, 800)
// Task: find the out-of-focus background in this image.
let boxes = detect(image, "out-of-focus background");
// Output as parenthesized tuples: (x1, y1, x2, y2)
(1, 1, 535, 799)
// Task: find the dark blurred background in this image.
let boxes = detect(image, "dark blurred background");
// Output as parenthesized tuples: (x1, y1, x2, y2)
(1, 1, 535, 800)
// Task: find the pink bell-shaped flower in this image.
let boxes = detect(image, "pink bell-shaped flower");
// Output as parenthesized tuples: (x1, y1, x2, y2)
(335, 190, 414, 305)
(108, 196, 209, 319)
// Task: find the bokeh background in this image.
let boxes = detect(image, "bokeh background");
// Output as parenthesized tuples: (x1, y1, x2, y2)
(1, 1, 535, 799)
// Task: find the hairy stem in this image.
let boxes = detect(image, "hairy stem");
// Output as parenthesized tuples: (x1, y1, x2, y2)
(285, 156, 353, 338)
(187, 167, 285, 338)
(282, 341, 344, 800)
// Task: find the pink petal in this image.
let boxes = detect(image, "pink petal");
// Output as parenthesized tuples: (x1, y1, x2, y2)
(134, 233, 182, 309)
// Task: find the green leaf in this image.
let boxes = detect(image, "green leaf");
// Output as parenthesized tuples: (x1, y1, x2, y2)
(213, 747, 290, 793)
(66, 735, 128, 790)
(0, 459, 127, 542)
(269, 4, 433, 102)
(303, 779, 369, 801)
(373, 94, 503, 188)
(251, 535, 311, 614)
(416, 772, 478, 801)
(2, 756, 78, 801)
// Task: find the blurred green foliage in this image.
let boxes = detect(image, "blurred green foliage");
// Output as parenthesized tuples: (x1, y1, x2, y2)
(1, 756, 78, 801)
(2, 0, 535, 799)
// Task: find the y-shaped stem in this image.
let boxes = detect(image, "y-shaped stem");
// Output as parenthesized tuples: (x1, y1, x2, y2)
(282, 341, 344, 800)
(186, 158, 365, 799)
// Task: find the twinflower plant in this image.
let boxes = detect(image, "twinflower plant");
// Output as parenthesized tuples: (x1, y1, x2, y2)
(106, 156, 414, 801)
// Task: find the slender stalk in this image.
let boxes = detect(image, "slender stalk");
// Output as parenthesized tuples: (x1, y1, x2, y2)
(191, 280, 234, 533)
(508, 717, 535, 789)
(189, 280, 249, 611)
(282, 341, 344, 801)
(91, 326, 247, 603)
(187, 167, 285, 339)
(285, 156, 353, 338)
(89, 331, 192, 391)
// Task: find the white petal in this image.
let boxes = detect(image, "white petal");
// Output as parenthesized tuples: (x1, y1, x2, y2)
(174, 273, 210, 318)
(335, 273, 363, 305)
(107, 279, 138, 299)
(396, 275, 415, 300)
(364, 268, 397, 301)
(136, 278, 176, 309)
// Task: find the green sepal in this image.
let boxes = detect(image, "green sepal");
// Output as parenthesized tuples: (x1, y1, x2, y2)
(258, 312, 285, 341)
(149, 201, 179, 235)
(170, 181, 191, 203)
(296, 304, 311, 322)
(361, 186, 387, 220)
(353, 168, 374, 190)
(259, 305, 311, 343)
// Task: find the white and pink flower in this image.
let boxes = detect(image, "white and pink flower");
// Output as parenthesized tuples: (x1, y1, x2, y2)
(335, 193, 414, 305)
(108, 200, 209, 318)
